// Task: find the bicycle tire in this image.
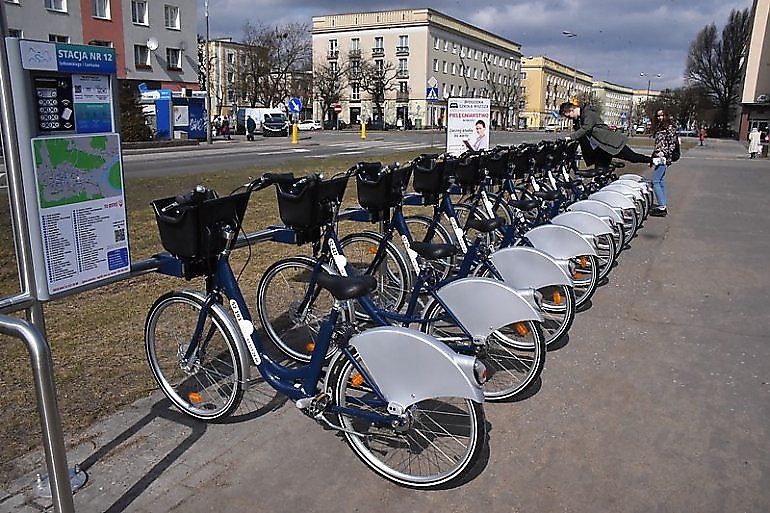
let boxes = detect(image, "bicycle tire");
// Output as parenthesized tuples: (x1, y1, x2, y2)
(453, 202, 501, 249)
(329, 351, 486, 488)
(145, 291, 244, 421)
(256, 256, 337, 363)
(594, 232, 617, 280)
(571, 254, 600, 308)
(339, 231, 412, 317)
(420, 299, 546, 401)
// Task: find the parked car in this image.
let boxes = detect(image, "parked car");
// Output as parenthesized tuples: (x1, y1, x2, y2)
(366, 119, 395, 131)
(262, 113, 289, 137)
(323, 119, 348, 130)
(676, 128, 698, 137)
(636, 125, 646, 134)
(297, 119, 322, 131)
(544, 122, 560, 132)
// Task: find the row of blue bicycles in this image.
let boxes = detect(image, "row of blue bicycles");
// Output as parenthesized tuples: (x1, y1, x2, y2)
(144, 139, 654, 488)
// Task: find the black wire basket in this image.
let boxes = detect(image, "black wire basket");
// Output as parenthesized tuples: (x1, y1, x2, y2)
(276, 175, 349, 243)
(412, 154, 456, 204)
(356, 162, 404, 211)
(151, 191, 251, 261)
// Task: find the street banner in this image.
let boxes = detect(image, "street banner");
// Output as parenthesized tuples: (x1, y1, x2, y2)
(446, 98, 491, 156)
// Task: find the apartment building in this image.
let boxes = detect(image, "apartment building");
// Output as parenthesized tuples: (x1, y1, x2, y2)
(3, 0, 198, 91)
(520, 56, 593, 130)
(739, 0, 770, 139)
(311, 8, 522, 128)
(592, 80, 634, 129)
(202, 38, 249, 117)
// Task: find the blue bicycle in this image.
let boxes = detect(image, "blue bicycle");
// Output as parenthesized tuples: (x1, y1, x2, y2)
(144, 176, 488, 488)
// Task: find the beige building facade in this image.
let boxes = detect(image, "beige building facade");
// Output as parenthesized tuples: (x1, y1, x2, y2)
(311, 8, 522, 128)
(202, 38, 251, 118)
(592, 81, 634, 129)
(740, 0, 770, 140)
(520, 56, 592, 130)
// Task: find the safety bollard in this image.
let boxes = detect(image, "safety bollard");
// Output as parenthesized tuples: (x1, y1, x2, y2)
(292, 123, 298, 144)
(361, 122, 366, 140)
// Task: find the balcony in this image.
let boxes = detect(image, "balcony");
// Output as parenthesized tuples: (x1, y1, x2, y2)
(396, 46, 409, 56)
(348, 70, 362, 80)
(348, 48, 362, 59)
(396, 91, 409, 102)
(371, 47, 384, 57)
(327, 50, 339, 60)
(396, 69, 409, 79)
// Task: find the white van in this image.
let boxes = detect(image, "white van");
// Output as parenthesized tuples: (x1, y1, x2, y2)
(237, 107, 285, 132)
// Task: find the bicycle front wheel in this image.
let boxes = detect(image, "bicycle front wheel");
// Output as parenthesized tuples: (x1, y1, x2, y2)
(572, 254, 600, 308)
(145, 291, 244, 421)
(256, 256, 336, 363)
(421, 300, 546, 401)
(329, 352, 486, 488)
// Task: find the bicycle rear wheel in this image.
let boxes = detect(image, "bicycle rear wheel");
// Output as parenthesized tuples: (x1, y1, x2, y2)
(329, 352, 485, 488)
(145, 291, 244, 421)
(421, 300, 545, 401)
(571, 254, 600, 308)
(256, 256, 336, 363)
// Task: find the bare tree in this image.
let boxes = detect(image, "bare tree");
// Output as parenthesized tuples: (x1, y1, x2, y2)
(241, 21, 312, 109)
(685, 8, 751, 131)
(359, 59, 399, 122)
(314, 56, 349, 122)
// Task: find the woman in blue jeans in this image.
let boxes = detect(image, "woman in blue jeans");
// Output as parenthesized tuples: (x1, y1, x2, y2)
(650, 109, 677, 217)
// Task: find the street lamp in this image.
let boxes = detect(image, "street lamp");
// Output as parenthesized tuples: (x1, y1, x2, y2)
(562, 31, 578, 99)
(640, 72, 662, 102)
(204, 0, 212, 144)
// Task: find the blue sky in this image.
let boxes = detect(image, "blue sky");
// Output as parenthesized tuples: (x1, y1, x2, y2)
(199, 0, 753, 91)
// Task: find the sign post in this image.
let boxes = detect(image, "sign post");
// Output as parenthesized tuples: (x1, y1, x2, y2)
(288, 97, 302, 144)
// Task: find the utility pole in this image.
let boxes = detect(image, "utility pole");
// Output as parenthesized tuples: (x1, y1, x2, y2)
(205, 0, 212, 144)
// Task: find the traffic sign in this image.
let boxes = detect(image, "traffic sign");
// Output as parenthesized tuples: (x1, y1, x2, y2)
(620, 112, 628, 120)
(288, 97, 302, 113)
(334, 104, 342, 113)
(427, 76, 438, 88)
(552, 111, 559, 118)
(427, 87, 439, 101)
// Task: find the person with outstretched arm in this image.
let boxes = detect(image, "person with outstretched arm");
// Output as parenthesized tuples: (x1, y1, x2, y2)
(560, 102, 652, 168)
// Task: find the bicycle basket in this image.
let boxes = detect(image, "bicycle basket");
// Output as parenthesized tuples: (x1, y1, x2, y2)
(483, 149, 510, 179)
(152, 191, 251, 260)
(454, 153, 482, 186)
(276, 175, 349, 230)
(356, 162, 404, 211)
(412, 154, 452, 197)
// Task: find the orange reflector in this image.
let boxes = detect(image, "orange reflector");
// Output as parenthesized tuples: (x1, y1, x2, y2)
(514, 322, 530, 336)
(580, 256, 587, 268)
(552, 290, 562, 305)
(368, 246, 378, 255)
(305, 342, 315, 352)
(188, 392, 202, 404)
(351, 372, 365, 387)
(573, 272, 584, 279)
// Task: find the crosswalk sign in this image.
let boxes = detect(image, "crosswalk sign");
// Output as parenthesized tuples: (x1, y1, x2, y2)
(427, 87, 439, 101)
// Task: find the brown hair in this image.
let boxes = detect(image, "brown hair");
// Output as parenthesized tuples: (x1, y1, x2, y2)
(651, 108, 672, 133)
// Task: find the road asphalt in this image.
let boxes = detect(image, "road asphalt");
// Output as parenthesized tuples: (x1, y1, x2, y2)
(2, 137, 769, 513)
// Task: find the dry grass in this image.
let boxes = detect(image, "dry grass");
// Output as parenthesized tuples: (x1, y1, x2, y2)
(0, 148, 428, 486)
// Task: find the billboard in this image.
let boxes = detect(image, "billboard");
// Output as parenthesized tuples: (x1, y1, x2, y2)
(445, 98, 491, 156)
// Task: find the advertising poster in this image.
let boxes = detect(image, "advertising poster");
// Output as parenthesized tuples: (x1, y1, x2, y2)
(31, 133, 130, 295)
(445, 98, 491, 156)
(72, 74, 113, 133)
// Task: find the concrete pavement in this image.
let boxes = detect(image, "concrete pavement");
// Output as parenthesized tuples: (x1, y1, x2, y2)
(2, 137, 769, 513)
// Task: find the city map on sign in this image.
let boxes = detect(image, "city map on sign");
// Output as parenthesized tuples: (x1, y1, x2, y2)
(32, 134, 123, 208)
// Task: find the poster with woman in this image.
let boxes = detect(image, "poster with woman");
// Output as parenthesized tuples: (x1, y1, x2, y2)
(445, 98, 491, 156)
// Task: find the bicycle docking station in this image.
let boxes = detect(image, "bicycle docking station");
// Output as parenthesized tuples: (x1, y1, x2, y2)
(0, 31, 132, 512)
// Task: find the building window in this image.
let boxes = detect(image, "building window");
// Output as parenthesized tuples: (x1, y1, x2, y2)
(164, 4, 180, 29)
(442, 61, 447, 73)
(227, 89, 235, 103)
(131, 0, 147, 24)
(92, 0, 109, 19)
(433, 37, 439, 50)
(452, 43, 457, 54)
(451, 63, 456, 75)
(45, 0, 66, 12)
(226, 52, 234, 65)
(89, 40, 112, 47)
(166, 48, 181, 70)
(227, 71, 235, 83)
(49, 34, 69, 43)
(458, 85, 463, 96)
(351, 38, 360, 50)
(520, 72, 527, 80)
(433, 59, 439, 72)
(328, 38, 338, 58)
(450, 84, 455, 96)
(134, 45, 150, 68)
(397, 34, 408, 52)
(375, 59, 383, 72)
(8, 28, 22, 38)
(352, 83, 360, 101)
(5, 0, 20, 4)
(374, 36, 383, 49)
(443, 40, 449, 52)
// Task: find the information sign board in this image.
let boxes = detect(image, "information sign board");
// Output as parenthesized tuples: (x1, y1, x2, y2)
(445, 98, 491, 156)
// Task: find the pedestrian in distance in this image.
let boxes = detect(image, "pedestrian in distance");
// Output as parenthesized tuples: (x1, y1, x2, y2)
(559, 101, 652, 168)
(748, 127, 761, 159)
(699, 127, 706, 146)
(763, 130, 770, 158)
(221, 116, 231, 140)
(649, 108, 677, 217)
(246, 115, 256, 142)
